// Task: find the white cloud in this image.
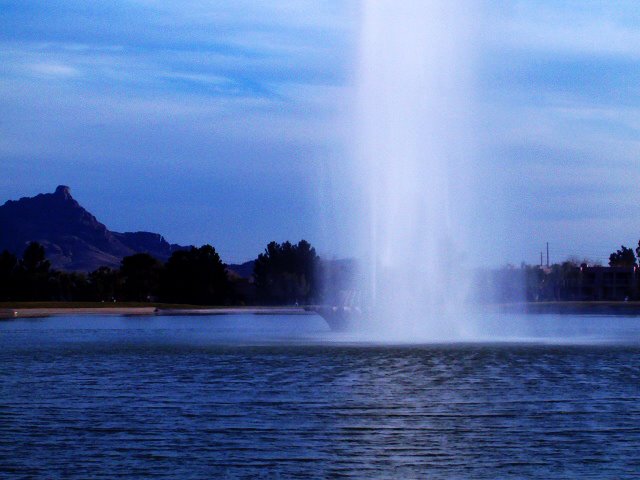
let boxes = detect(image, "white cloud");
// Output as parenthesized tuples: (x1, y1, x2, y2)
(487, 1, 640, 58)
(28, 62, 80, 78)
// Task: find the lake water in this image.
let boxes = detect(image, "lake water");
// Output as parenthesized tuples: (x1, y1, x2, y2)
(1, 313, 639, 479)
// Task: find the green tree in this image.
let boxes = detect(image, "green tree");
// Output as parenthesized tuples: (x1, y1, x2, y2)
(0, 250, 18, 300)
(253, 240, 319, 304)
(161, 245, 231, 305)
(50, 271, 90, 301)
(609, 245, 636, 267)
(88, 266, 122, 301)
(21, 242, 50, 275)
(15, 242, 52, 300)
(120, 253, 163, 301)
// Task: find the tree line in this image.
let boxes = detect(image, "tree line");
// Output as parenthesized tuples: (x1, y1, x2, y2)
(6, 237, 637, 305)
(0, 240, 320, 305)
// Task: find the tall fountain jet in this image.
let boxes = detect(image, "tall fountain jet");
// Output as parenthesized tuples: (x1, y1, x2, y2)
(354, 1, 477, 340)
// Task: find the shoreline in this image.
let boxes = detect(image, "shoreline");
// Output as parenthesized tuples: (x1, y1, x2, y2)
(490, 301, 640, 316)
(3, 301, 640, 320)
(0, 305, 314, 319)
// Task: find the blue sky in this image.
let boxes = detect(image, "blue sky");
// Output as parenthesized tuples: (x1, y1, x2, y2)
(1, 1, 639, 266)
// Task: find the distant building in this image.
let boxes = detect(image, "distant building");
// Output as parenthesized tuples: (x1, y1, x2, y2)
(536, 265, 638, 302)
(476, 264, 639, 303)
(572, 266, 638, 301)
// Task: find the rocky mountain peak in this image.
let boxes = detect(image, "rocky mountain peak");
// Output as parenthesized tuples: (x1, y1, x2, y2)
(54, 185, 72, 199)
(0, 186, 189, 271)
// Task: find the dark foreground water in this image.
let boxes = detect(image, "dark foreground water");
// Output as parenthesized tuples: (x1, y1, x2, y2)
(1, 314, 639, 479)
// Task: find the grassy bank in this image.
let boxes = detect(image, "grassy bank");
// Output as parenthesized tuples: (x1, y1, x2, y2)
(0, 301, 216, 310)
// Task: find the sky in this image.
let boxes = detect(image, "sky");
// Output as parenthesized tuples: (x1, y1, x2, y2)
(1, 1, 639, 266)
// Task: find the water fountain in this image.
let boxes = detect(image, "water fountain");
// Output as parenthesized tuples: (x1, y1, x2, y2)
(345, 1, 478, 339)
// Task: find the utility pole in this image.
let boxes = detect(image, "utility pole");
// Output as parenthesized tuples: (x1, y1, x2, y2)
(540, 251, 543, 267)
(546, 242, 549, 267)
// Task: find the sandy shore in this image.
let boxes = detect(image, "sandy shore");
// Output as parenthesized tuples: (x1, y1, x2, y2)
(0, 307, 158, 318)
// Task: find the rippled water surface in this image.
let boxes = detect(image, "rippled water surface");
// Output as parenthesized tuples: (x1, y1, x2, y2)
(1, 314, 639, 479)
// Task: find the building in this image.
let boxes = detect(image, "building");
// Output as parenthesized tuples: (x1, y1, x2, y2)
(573, 266, 638, 301)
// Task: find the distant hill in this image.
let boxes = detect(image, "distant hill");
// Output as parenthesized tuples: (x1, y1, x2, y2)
(226, 260, 255, 279)
(0, 185, 189, 271)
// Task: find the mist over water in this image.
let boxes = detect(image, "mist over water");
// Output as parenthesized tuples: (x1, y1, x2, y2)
(354, 1, 478, 339)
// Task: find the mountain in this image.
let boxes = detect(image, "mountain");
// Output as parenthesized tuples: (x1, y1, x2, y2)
(226, 260, 255, 279)
(0, 186, 189, 271)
